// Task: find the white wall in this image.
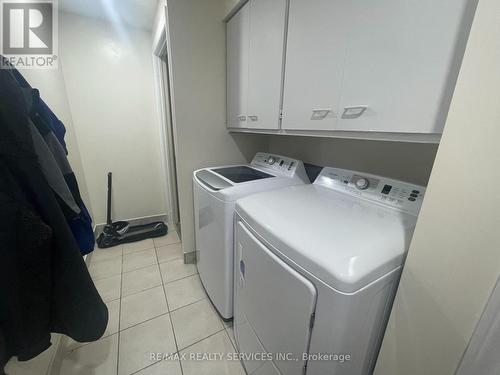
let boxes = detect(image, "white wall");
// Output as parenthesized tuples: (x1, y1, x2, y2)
(165, 0, 267, 254)
(267, 136, 438, 186)
(20, 65, 92, 214)
(59, 13, 166, 224)
(375, 0, 500, 373)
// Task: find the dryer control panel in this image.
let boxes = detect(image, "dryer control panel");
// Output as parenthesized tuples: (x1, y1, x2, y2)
(251, 153, 305, 178)
(315, 167, 426, 216)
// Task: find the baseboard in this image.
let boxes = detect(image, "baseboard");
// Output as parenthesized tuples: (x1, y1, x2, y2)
(94, 213, 168, 237)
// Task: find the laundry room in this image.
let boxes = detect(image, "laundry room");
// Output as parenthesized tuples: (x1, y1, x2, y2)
(1, 0, 499, 375)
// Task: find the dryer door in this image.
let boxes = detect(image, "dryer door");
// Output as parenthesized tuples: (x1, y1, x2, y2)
(234, 220, 317, 375)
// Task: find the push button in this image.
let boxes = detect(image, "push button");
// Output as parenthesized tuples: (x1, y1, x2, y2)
(408, 197, 416, 202)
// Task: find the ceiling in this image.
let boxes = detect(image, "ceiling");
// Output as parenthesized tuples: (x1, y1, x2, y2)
(59, 0, 158, 31)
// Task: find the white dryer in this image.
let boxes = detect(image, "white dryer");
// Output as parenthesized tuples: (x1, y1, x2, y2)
(234, 167, 426, 375)
(193, 153, 309, 320)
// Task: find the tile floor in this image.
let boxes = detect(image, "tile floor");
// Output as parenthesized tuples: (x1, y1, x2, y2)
(58, 231, 244, 375)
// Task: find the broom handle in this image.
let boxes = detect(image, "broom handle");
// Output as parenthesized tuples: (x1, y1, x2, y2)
(107, 172, 112, 225)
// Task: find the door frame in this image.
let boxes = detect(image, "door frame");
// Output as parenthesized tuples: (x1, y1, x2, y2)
(153, 8, 181, 231)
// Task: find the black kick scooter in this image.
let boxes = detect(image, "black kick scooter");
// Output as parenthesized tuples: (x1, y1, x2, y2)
(96, 172, 168, 248)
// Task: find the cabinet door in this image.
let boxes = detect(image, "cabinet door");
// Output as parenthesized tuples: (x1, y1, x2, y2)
(246, 0, 287, 130)
(226, 3, 249, 128)
(336, 0, 469, 134)
(282, 0, 350, 131)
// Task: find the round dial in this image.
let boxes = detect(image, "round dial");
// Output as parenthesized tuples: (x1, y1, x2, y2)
(268, 157, 276, 165)
(355, 178, 369, 190)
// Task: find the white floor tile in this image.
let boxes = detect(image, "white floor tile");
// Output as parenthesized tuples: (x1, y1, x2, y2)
(121, 264, 162, 297)
(52, 237, 235, 374)
(226, 325, 236, 348)
(170, 299, 224, 350)
(164, 275, 206, 311)
(118, 314, 176, 375)
(123, 239, 154, 255)
(133, 359, 182, 375)
(123, 248, 157, 273)
(180, 330, 245, 375)
(159, 258, 197, 283)
(91, 246, 122, 263)
(153, 231, 180, 247)
(60, 334, 118, 375)
(93, 274, 121, 302)
(104, 299, 120, 337)
(156, 243, 183, 264)
(89, 257, 122, 280)
(251, 361, 281, 375)
(120, 286, 168, 329)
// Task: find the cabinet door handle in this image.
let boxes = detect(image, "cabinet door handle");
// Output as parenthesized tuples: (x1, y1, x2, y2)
(237, 115, 247, 121)
(311, 109, 332, 120)
(342, 106, 368, 119)
(248, 115, 258, 121)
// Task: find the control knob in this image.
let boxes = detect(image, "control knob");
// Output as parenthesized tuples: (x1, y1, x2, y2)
(268, 157, 276, 165)
(355, 178, 369, 190)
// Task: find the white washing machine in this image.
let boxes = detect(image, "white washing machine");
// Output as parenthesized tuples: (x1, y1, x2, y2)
(193, 153, 309, 320)
(234, 166, 426, 375)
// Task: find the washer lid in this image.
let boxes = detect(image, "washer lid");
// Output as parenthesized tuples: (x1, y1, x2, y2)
(212, 166, 274, 183)
(236, 184, 419, 293)
(194, 170, 233, 191)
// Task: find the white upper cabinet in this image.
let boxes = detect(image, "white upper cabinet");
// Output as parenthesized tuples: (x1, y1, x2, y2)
(282, 0, 350, 131)
(226, 0, 287, 130)
(227, 3, 250, 128)
(335, 0, 470, 134)
(246, 0, 287, 130)
(226, 0, 473, 141)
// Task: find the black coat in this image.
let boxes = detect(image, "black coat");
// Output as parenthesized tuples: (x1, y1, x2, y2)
(0, 69, 108, 369)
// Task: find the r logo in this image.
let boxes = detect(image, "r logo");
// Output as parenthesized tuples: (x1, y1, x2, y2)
(2, 1, 53, 54)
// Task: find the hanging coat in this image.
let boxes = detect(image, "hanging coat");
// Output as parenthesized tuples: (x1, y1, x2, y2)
(1, 56, 68, 153)
(25, 87, 95, 254)
(0, 69, 108, 370)
(1, 55, 96, 255)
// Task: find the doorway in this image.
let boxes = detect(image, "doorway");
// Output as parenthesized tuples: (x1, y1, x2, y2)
(154, 27, 181, 234)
